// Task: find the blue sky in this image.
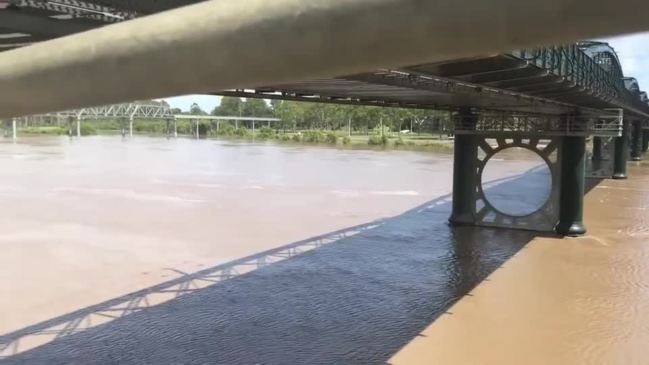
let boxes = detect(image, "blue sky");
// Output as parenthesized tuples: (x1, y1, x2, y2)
(163, 31, 649, 112)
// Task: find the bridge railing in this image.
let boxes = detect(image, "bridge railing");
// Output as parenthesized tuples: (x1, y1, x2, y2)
(514, 45, 625, 102)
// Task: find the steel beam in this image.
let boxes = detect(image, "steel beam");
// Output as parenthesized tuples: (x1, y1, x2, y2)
(2, 0, 649, 118)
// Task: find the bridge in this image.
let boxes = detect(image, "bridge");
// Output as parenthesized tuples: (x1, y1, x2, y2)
(8, 101, 279, 138)
(1, 0, 649, 236)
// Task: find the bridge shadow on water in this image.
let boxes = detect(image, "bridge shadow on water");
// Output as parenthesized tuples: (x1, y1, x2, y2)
(0, 169, 602, 365)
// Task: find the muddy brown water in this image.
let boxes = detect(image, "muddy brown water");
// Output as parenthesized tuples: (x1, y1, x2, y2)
(0, 136, 646, 364)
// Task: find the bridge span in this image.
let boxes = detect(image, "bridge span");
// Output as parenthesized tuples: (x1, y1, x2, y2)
(1, 0, 649, 237)
(8, 101, 279, 139)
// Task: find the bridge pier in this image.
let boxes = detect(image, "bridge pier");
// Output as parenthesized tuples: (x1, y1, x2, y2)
(643, 128, 649, 153)
(129, 116, 134, 138)
(556, 136, 587, 236)
(613, 120, 629, 179)
(592, 137, 604, 161)
(631, 120, 642, 161)
(120, 118, 126, 138)
(449, 108, 477, 226)
(12, 118, 17, 140)
(174, 118, 178, 138)
(76, 116, 81, 138)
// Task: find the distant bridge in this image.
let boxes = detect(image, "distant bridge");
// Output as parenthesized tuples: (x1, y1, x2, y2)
(9, 102, 280, 138)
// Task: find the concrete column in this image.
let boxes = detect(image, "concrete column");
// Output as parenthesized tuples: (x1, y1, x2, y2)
(76, 116, 81, 137)
(592, 136, 604, 161)
(613, 120, 629, 179)
(174, 119, 178, 138)
(12, 118, 17, 140)
(252, 120, 255, 137)
(449, 108, 477, 226)
(166, 119, 171, 138)
(631, 120, 642, 161)
(129, 116, 134, 138)
(556, 136, 587, 236)
(217, 120, 220, 133)
(195, 120, 199, 139)
(643, 128, 649, 153)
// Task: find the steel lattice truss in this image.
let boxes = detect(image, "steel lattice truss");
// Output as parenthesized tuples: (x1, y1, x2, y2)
(9, 0, 136, 22)
(43, 101, 173, 119)
(453, 109, 624, 137)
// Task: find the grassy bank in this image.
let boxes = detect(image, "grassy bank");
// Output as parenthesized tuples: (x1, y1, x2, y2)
(14, 121, 454, 152)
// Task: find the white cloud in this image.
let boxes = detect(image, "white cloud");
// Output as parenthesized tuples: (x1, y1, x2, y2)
(159, 94, 222, 112)
(602, 32, 649, 90)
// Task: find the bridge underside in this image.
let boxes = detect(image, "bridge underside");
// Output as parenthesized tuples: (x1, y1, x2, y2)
(224, 67, 576, 116)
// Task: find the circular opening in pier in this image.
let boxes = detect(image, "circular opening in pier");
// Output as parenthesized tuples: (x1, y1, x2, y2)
(482, 147, 552, 217)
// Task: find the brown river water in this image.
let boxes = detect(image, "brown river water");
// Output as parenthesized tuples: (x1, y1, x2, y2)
(0, 136, 647, 364)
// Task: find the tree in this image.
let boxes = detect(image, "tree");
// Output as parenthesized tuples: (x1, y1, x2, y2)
(189, 102, 207, 116)
(270, 99, 282, 116)
(213, 96, 244, 116)
(276, 101, 306, 131)
(242, 98, 272, 117)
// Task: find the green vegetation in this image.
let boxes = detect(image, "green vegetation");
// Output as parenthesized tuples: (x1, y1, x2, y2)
(12, 97, 455, 152)
(20, 126, 67, 135)
(79, 124, 97, 136)
(368, 134, 389, 146)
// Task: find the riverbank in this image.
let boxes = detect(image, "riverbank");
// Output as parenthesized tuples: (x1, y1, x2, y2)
(13, 125, 455, 152)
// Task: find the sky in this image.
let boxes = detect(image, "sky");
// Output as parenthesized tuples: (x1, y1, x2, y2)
(163, 32, 649, 112)
(601, 31, 649, 88)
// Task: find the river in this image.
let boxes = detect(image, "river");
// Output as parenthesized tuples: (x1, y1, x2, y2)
(0, 135, 646, 364)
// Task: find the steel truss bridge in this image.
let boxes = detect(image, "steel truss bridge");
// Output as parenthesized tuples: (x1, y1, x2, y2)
(7, 101, 279, 138)
(2, 0, 649, 236)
